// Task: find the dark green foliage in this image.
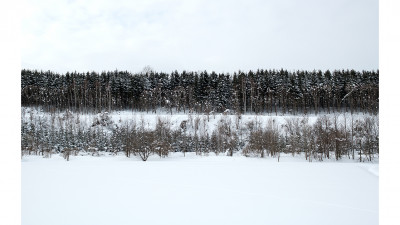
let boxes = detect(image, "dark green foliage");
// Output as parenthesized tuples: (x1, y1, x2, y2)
(21, 69, 379, 114)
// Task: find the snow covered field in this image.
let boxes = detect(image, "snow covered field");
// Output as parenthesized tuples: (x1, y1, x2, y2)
(22, 107, 376, 133)
(22, 153, 378, 225)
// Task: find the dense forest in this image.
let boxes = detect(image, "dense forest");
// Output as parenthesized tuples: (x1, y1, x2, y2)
(21, 68, 379, 161)
(21, 68, 379, 114)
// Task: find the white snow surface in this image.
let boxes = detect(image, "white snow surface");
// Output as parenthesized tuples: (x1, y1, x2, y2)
(22, 107, 377, 137)
(22, 153, 378, 225)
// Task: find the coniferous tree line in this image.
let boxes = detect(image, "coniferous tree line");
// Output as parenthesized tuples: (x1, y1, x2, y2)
(21, 68, 379, 114)
(21, 108, 378, 162)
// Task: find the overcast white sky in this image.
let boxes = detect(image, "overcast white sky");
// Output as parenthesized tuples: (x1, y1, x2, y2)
(21, 0, 378, 74)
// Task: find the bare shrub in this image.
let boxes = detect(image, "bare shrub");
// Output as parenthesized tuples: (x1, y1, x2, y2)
(245, 130, 264, 157)
(263, 119, 281, 158)
(313, 116, 333, 160)
(154, 117, 172, 158)
(62, 148, 71, 161)
(42, 148, 52, 158)
(92, 112, 113, 127)
(136, 131, 154, 161)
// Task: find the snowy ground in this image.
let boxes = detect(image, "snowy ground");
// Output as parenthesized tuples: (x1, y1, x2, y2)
(22, 153, 378, 225)
(22, 107, 377, 138)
